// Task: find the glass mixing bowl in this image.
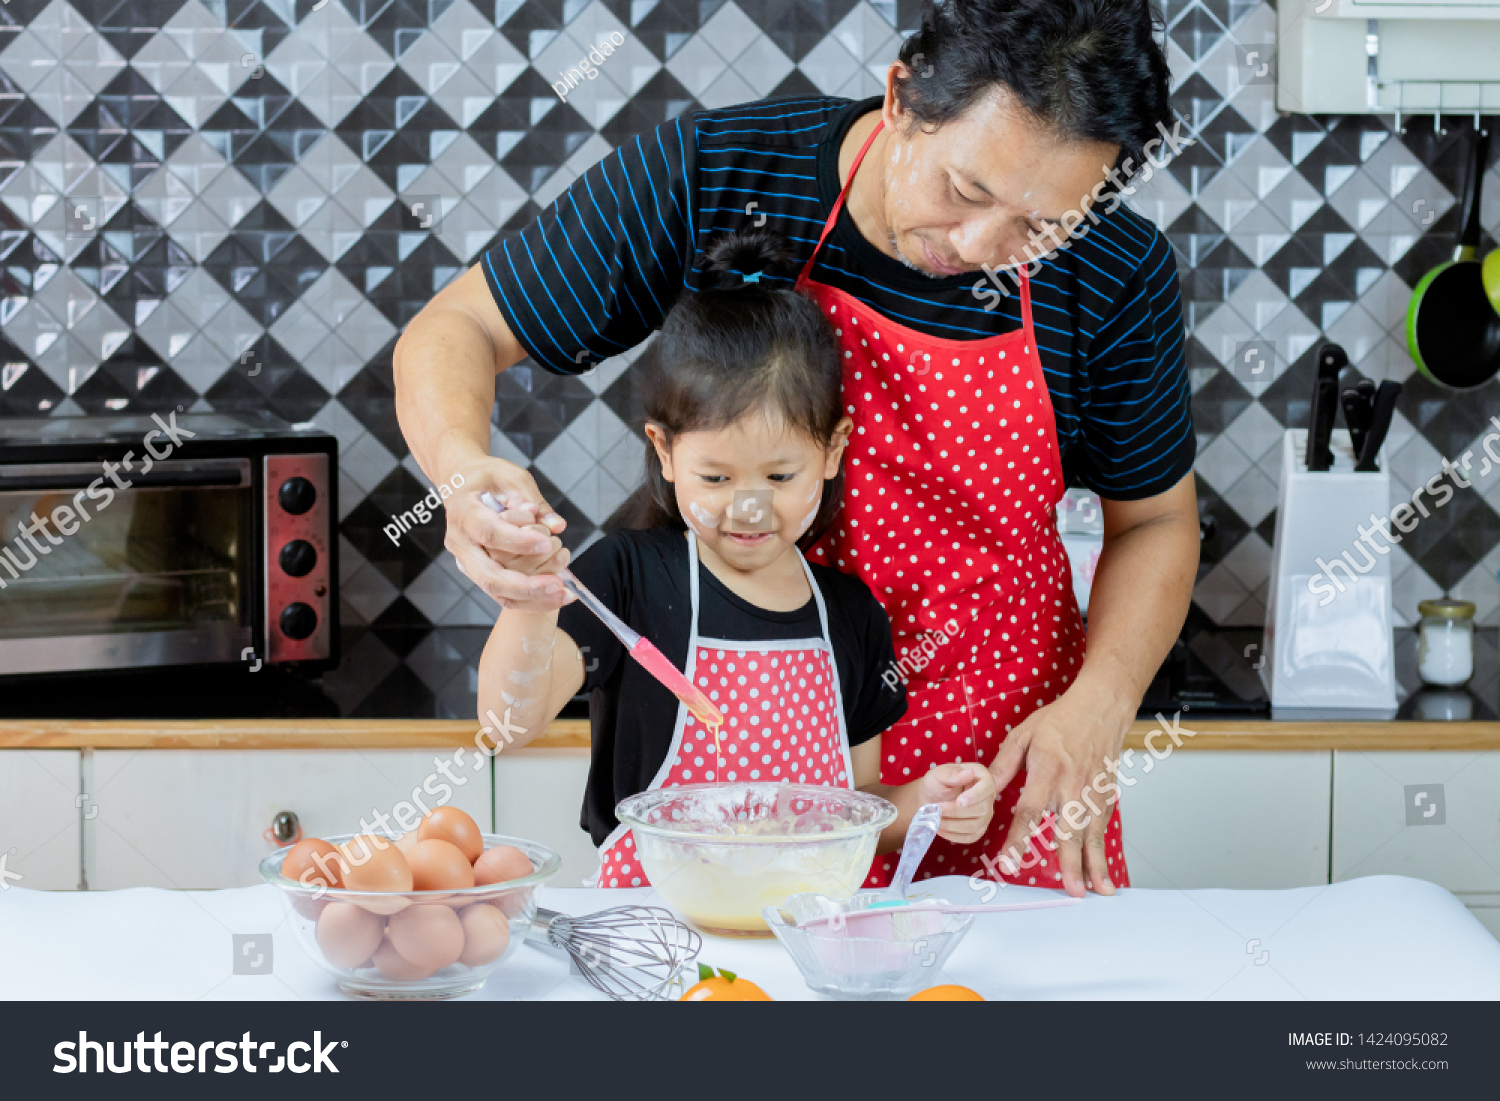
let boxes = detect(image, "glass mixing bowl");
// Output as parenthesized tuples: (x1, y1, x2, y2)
(259, 832, 560, 999)
(614, 783, 897, 937)
(764, 889, 975, 999)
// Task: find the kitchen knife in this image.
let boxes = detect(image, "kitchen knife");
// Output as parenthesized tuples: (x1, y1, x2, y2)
(1307, 376, 1338, 471)
(1355, 380, 1402, 472)
(1317, 343, 1347, 383)
(1340, 388, 1367, 458)
(1306, 344, 1348, 471)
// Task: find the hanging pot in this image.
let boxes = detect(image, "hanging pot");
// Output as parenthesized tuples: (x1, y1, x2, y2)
(1405, 120, 1500, 390)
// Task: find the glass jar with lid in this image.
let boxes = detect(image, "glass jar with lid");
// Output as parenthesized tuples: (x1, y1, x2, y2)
(1416, 599, 1475, 687)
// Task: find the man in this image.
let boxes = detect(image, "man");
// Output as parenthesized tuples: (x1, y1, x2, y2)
(394, 0, 1199, 895)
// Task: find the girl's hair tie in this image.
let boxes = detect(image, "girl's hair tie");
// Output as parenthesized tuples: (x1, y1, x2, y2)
(739, 269, 762, 284)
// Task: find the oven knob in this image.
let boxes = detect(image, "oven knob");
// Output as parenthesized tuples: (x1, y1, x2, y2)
(279, 602, 318, 640)
(278, 539, 317, 577)
(278, 476, 317, 515)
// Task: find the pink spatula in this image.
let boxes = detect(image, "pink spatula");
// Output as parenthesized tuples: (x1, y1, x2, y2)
(479, 492, 724, 731)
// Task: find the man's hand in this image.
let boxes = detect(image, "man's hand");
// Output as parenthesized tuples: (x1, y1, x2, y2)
(443, 455, 572, 610)
(919, 762, 997, 845)
(988, 681, 1131, 898)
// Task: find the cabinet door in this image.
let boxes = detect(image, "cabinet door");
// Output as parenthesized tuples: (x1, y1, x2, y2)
(1333, 752, 1500, 893)
(1118, 751, 1332, 889)
(494, 749, 597, 888)
(0, 750, 81, 890)
(88, 749, 493, 890)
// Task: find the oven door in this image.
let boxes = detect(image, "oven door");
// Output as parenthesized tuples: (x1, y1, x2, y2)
(0, 459, 256, 675)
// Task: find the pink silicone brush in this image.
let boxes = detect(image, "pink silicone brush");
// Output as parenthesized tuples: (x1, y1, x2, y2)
(479, 492, 724, 730)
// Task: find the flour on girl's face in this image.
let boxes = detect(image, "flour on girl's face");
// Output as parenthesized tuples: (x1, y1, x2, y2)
(686, 502, 718, 536)
(797, 506, 818, 537)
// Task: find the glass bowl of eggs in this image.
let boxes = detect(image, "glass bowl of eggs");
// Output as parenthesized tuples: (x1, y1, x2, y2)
(614, 783, 897, 937)
(260, 809, 561, 999)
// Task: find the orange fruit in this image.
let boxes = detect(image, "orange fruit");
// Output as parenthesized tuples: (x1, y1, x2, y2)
(908, 984, 984, 1001)
(679, 965, 772, 1001)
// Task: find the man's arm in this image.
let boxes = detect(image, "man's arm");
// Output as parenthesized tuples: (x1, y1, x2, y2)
(392, 263, 571, 608)
(988, 471, 1199, 896)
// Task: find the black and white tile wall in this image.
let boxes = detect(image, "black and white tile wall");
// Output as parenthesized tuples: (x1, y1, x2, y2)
(0, 0, 1497, 716)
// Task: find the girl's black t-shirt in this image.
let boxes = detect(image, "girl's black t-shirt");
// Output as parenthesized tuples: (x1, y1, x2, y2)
(555, 528, 907, 846)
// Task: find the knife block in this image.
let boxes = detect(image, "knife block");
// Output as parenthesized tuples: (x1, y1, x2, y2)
(1261, 428, 1398, 712)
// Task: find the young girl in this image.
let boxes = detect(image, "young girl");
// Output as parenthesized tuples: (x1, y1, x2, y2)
(476, 231, 996, 887)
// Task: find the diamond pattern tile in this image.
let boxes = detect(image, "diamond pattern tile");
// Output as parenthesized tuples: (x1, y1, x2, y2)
(0, 0, 1495, 714)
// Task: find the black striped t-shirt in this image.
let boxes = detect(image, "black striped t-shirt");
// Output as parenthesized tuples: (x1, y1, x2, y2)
(481, 95, 1194, 500)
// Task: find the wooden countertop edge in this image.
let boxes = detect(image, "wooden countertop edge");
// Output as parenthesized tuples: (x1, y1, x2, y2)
(3, 718, 1500, 751)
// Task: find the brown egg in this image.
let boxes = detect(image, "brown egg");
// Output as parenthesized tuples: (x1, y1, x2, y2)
(392, 831, 419, 855)
(282, 838, 345, 890)
(473, 844, 533, 885)
(315, 902, 385, 969)
(457, 903, 512, 967)
(338, 834, 413, 892)
(416, 807, 484, 862)
(387, 904, 465, 971)
(372, 936, 434, 980)
(407, 838, 476, 891)
(292, 895, 329, 922)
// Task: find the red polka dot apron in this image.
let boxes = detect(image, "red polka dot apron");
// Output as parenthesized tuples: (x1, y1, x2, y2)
(801, 119, 1129, 891)
(594, 531, 855, 888)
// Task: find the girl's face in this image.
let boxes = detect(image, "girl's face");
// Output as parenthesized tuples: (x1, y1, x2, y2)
(647, 411, 853, 573)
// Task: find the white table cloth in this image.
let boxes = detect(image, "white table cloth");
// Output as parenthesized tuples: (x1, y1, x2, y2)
(3, 875, 1497, 1000)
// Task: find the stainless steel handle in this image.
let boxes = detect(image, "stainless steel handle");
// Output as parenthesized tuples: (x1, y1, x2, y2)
(269, 811, 300, 843)
(0, 458, 251, 490)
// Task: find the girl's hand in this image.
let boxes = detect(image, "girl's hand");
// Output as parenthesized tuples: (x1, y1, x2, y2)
(454, 502, 572, 589)
(919, 762, 996, 845)
(443, 464, 569, 610)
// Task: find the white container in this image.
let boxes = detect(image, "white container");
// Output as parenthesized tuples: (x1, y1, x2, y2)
(1262, 429, 1397, 712)
(1057, 488, 1103, 616)
(1417, 598, 1475, 687)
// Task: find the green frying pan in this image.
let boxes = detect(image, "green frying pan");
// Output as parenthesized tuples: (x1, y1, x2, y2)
(1485, 247, 1500, 317)
(1406, 121, 1500, 390)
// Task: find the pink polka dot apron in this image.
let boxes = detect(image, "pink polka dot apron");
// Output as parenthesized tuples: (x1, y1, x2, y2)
(801, 119, 1129, 891)
(594, 531, 855, 888)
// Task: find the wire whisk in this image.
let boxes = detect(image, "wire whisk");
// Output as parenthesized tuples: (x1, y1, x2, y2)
(528, 905, 702, 1001)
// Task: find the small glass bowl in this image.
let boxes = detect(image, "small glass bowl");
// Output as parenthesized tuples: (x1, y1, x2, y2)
(763, 890, 975, 1000)
(615, 783, 897, 937)
(259, 832, 560, 999)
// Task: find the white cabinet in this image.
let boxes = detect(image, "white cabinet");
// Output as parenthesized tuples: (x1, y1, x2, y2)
(87, 750, 494, 890)
(494, 749, 598, 889)
(1332, 752, 1500, 893)
(1118, 752, 1332, 890)
(0, 750, 82, 890)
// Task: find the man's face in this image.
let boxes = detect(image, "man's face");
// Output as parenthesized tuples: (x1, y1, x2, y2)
(877, 78, 1120, 278)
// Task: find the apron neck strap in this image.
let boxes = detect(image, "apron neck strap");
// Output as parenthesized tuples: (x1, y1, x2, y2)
(796, 115, 1039, 342)
(799, 117, 884, 284)
(685, 529, 832, 645)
